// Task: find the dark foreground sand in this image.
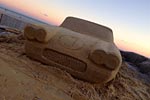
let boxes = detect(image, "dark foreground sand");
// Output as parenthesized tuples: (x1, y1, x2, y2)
(0, 32, 150, 100)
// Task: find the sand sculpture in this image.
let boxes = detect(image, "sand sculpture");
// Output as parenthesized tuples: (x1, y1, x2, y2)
(24, 17, 122, 83)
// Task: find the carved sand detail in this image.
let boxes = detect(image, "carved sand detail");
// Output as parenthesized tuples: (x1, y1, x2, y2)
(60, 17, 113, 42)
(24, 17, 122, 83)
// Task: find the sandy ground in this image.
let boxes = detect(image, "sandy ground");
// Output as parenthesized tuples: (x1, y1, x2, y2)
(0, 32, 150, 100)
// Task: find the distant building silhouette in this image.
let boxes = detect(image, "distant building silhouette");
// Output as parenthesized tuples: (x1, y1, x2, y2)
(0, 6, 49, 31)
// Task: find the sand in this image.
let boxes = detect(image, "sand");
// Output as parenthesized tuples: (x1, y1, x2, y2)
(0, 32, 150, 100)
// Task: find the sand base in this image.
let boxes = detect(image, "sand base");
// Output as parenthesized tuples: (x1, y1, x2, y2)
(0, 32, 149, 100)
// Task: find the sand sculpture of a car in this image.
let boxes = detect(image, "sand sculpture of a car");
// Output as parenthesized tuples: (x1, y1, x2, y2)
(24, 17, 122, 83)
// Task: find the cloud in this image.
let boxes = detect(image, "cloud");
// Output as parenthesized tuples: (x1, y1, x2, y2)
(43, 13, 48, 17)
(40, 12, 48, 17)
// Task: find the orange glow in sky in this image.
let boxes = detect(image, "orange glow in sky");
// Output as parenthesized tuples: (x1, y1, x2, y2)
(0, 0, 63, 25)
(0, 0, 150, 57)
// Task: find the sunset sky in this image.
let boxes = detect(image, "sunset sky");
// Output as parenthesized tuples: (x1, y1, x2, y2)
(0, 0, 150, 57)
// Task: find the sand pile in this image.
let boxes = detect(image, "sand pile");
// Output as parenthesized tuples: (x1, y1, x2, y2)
(0, 32, 150, 100)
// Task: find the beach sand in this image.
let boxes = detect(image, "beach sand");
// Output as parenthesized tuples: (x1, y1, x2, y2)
(0, 32, 150, 100)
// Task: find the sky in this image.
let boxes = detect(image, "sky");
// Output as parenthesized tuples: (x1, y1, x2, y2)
(0, 0, 150, 57)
